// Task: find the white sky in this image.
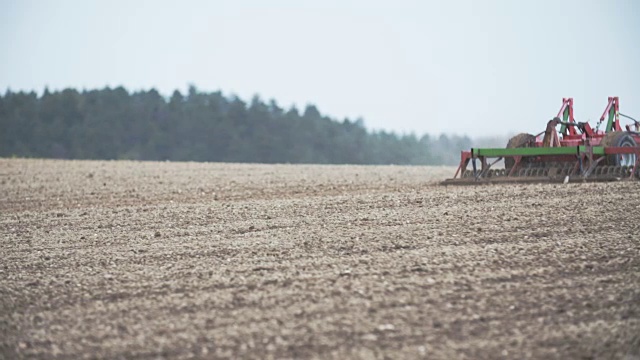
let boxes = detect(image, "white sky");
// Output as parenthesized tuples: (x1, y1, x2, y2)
(1, 0, 639, 137)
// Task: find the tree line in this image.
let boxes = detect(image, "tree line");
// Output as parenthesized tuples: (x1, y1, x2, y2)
(0, 86, 478, 165)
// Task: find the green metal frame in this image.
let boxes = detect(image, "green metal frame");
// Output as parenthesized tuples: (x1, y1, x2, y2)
(605, 105, 616, 133)
(471, 146, 606, 157)
(559, 104, 571, 135)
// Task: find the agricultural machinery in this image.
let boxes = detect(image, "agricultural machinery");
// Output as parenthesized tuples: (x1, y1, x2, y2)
(442, 97, 640, 185)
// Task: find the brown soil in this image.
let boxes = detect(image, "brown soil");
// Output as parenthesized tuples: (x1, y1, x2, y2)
(1, 158, 638, 359)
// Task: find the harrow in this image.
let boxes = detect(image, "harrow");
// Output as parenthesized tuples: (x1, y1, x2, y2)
(442, 97, 640, 185)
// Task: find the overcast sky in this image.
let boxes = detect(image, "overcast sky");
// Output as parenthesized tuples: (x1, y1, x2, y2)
(1, 0, 639, 137)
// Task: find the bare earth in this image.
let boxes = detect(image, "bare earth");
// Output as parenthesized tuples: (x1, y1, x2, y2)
(1, 158, 638, 360)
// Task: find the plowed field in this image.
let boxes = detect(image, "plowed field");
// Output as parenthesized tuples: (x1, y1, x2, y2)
(1, 159, 639, 359)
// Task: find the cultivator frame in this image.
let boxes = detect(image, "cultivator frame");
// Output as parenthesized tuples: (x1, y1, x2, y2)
(442, 97, 640, 185)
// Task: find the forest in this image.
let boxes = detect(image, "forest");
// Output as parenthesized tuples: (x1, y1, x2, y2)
(0, 86, 484, 165)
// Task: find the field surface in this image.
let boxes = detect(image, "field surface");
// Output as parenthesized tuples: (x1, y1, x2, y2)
(1, 158, 639, 359)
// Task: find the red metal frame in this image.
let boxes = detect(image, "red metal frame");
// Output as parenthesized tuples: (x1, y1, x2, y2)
(532, 97, 638, 148)
(449, 97, 640, 181)
(558, 98, 576, 136)
(451, 145, 640, 180)
(600, 96, 622, 132)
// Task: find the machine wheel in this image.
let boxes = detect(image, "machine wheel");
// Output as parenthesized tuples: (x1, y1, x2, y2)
(504, 133, 536, 170)
(600, 132, 638, 166)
